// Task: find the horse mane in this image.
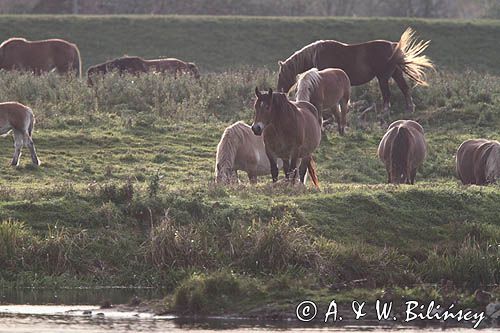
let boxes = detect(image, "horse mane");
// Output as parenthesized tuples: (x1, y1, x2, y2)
(485, 141, 500, 183)
(294, 68, 322, 102)
(215, 121, 248, 175)
(272, 92, 296, 114)
(0, 37, 28, 48)
(279, 41, 322, 91)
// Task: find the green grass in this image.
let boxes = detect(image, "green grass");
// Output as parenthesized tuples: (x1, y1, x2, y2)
(0, 17, 498, 317)
(0, 16, 498, 73)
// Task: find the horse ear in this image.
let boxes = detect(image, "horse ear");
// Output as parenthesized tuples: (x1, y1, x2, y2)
(268, 88, 273, 96)
(255, 87, 261, 98)
(278, 61, 283, 67)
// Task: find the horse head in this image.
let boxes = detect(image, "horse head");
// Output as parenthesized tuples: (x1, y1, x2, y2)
(252, 87, 273, 136)
(277, 60, 294, 93)
(187, 62, 200, 79)
(215, 162, 238, 184)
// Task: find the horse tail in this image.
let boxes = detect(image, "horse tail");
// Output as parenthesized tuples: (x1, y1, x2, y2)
(388, 27, 434, 86)
(28, 108, 35, 137)
(390, 126, 411, 183)
(306, 156, 320, 189)
(73, 45, 82, 78)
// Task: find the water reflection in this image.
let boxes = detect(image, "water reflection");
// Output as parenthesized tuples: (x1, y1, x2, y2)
(0, 287, 166, 305)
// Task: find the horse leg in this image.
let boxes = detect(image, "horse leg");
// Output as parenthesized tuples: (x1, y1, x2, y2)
(288, 157, 301, 184)
(377, 76, 391, 117)
(248, 173, 258, 184)
(11, 131, 23, 166)
(283, 159, 290, 180)
(339, 99, 349, 135)
(393, 68, 415, 113)
(25, 133, 40, 166)
(385, 164, 392, 184)
(410, 168, 417, 185)
(299, 156, 309, 184)
(266, 149, 279, 183)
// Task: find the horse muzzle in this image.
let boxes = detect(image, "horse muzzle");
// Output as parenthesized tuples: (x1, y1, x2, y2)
(251, 123, 264, 136)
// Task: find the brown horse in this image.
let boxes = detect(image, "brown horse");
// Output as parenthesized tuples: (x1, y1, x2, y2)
(0, 37, 81, 77)
(456, 139, 500, 185)
(252, 88, 321, 188)
(277, 28, 434, 115)
(0, 102, 40, 166)
(215, 121, 283, 184)
(378, 120, 426, 184)
(294, 68, 351, 135)
(86, 56, 149, 86)
(144, 58, 200, 79)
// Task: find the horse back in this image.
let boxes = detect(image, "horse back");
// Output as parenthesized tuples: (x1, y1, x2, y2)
(315, 40, 395, 85)
(0, 102, 32, 133)
(456, 139, 491, 184)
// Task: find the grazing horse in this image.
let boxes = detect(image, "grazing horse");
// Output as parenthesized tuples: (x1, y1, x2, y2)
(251, 88, 321, 188)
(0, 102, 40, 166)
(144, 58, 200, 79)
(378, 120, 426, 184)
(294, 68, 351, 135)
(86, 56, 149, 86)
(277, 28, 434, 115)
(0, 37, 81, 77)
(456, 139, 500, 185)
(215, 121, 283, 184)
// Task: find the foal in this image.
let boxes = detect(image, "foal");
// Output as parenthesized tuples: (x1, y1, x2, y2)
(0, 102, 40, 166)
(294, 68, 351, 135)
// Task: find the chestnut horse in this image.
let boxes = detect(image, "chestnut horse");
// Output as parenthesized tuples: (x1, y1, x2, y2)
(378, 120, 426, 184)
(215, 121, 283, 184)
(294, 68, 351, 135)
(86, 56, 149, 86)
(0, 38, 81, 77)
(277, 28, 433, 115)
(252, 88, 321, 188)
(0, 102, 40, 166)
(456, 139, 500, 185)
(144, 58, 200, 79)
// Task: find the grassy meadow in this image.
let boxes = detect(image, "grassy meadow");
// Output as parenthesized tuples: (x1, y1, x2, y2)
(0, 16, 499, 316)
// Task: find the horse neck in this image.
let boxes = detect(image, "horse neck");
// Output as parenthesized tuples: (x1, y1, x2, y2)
(281, 47, 315, 92)
(271, 100, 299, 138)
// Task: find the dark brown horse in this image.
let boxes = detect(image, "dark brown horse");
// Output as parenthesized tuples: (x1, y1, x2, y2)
(0, 37, 81, 77)
(144, 58, 200, 79)
(0, 102, 40, 166)
(378, 120, 426, 184)
(277, 28, 433, 115)
(294, 68, 351, 135)
(252, 88, 321, 188)
(86, 56, 149, 86)
(456, 139, 500, 185)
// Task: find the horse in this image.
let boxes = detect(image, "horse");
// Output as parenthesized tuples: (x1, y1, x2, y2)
(294, 68, 351, 135)
(215, 121, 283, 184)
(86, 56, 149, 86)
(277, 28, 434, 115)
(144, 58, 200, 79)
(456, 139, 500, 185)
(377, 120, 426, 184)
(0, 102, 40, 166)
(252, 88, 321, 188)
(0, 37, 81, 77)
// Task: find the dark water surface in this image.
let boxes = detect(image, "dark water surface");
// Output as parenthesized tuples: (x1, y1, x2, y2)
(0, 288, 484, 332)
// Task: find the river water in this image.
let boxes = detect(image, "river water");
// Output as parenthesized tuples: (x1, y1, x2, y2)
(0, 288, 490, 332)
